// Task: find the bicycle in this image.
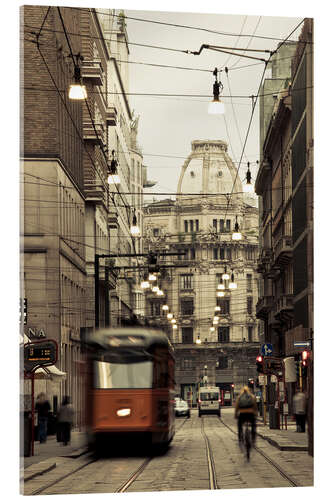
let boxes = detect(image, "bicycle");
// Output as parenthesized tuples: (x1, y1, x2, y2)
(243, 421, 252, 461)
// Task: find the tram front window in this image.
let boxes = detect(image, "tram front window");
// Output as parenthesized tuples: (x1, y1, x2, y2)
(93, 360, 153, 389)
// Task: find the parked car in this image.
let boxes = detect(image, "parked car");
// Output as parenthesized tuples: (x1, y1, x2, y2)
(174, 397, 190, 418)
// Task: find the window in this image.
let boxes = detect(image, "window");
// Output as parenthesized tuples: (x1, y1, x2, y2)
(248, 326, 253, 342)
(226, 219, 231, 232)
(153, 228, 159, 237)
(180, 274, 193, 290)
(190, 247, 196, 260)
(220, 247, 225, 260)
(217, 356, 228, 369)
(183, 248, 189, 260)
(150, 301, 160, 316)
(218, 327, 230, 342)
(181, 358, 194, 369)
(94, 360, 153, 389)
(247, 274, 252, 292)
(217, 298, 230, 315)
(213, 247, 218, 260)
(213, 219, 217, 231)
(189, 220, 194, 232)
(195, 219, 199, 231)
(181, 298, 194, 316)
(226, 248, 231, 260)
(216, 273, 222, 286)
(247, 297, 253, 315)
(184, 220, 188, 232)
(182, 327, 193, 344)
(219, 219, 224, 233)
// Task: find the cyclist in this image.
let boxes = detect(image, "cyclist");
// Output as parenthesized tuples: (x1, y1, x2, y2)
(235, 385, 257, 446)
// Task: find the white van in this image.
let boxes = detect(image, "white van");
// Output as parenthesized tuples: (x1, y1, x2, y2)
(198, 386, 221, 417)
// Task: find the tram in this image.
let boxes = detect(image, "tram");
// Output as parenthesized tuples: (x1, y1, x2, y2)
(84, 327, 175, 453)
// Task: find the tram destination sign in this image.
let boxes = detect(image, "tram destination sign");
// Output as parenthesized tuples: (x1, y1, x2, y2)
(24, 339, 58, 372)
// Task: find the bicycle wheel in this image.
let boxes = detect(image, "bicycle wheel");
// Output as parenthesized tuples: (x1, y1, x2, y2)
(245, 427, 251, 461)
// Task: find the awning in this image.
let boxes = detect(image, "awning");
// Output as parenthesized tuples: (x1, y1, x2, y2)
(34, 365, 67, 381)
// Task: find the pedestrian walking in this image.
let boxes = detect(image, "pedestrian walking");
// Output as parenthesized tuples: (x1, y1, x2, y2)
(35, 392, 51, 443)
(293, 389, 307, 432)
(57, 396, 75, 445)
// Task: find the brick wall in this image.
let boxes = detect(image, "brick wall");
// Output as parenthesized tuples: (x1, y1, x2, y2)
(22, 5, 84, 190)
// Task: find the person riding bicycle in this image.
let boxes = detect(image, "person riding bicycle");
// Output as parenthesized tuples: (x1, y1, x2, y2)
(235, 385, 257, 445)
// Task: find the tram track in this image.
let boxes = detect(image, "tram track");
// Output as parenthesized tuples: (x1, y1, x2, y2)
(28, 416, 190, 495)
(200, 417, 219, 489)
(218, 417, 300, 487)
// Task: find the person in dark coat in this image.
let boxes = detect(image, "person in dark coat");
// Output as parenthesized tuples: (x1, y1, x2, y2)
(57, 396, 74, 445)
(35, 393, 51, 443)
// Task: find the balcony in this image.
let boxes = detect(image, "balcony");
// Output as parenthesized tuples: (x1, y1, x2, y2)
(273, 235, 292, 267)
(274, 294, 294, 322)
(83, 122, 105, 145)
(257, 248, 273, 274)
(84, 180, 106, 204)
(256, 296, 273, 320)
(106, 106, 117, 127)
(81, 60, 103, 86)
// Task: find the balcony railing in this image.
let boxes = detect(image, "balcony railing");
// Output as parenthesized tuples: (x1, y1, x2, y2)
(106, 106, 117, 127)
(83, 122, 105, 145)
(256, 296, 273, 319)
(273, 235, 292, 267)
(274, 294, 294, 320)
(81, 60, 103, 86)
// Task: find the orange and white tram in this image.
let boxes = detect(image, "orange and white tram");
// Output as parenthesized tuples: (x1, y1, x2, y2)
(84, 327, 175, 453)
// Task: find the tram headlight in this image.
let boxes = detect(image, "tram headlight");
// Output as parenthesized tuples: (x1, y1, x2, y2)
(116, 408, 131, 417)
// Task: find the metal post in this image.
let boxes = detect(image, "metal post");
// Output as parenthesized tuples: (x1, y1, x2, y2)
(31, 372, 35, 456)
(95, 255, 99, 329)
(105, 266, 109, 327)
(263, 377, 267, 426)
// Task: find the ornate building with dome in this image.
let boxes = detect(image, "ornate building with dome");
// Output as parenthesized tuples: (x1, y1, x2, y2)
(143, 140, 260, 403)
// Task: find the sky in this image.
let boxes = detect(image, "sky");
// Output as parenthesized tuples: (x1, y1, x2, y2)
(123, 9, 303, 200)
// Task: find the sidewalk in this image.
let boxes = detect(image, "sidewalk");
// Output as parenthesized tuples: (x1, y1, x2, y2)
(256, 417, 308, 451)
(21, 431, 88, 482)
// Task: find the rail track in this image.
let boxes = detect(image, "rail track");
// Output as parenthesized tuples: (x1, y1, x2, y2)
(218, 417, 300, 487)
(28, 413, 301, 494)
(29, 417, 189, 495)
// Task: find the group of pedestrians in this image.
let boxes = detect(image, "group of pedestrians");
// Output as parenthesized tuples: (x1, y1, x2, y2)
(35, 393, 74, 445)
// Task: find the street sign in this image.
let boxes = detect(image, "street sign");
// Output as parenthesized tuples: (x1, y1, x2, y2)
(24, 339, 58, 373)
(293, 341, 311, 348)
(261, 343, 273, 356)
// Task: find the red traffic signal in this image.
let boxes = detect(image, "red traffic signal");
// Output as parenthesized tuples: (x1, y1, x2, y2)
(301, 350, 309, 366)
(256, 355, 264, 373)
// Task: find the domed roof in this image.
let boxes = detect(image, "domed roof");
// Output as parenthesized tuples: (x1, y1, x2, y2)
(177, 140, 243, 204)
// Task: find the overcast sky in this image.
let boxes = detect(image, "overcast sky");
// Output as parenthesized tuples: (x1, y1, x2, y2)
(123, 8, 303, 199)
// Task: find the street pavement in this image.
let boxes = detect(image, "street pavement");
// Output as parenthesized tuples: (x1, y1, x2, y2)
(21, 410, 310, 484)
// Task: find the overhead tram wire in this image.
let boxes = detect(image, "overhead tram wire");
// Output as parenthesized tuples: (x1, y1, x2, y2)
(34, 18, 138, 254)
(23, 34, 311, 75)
(222, 17, 305, 222)
(229, 16, 262, 69)
(69, 6, 310, 45)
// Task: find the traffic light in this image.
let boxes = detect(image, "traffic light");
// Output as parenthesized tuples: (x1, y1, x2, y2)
(256, 354, 264, 373)
(301, 350, 309, 378)
(148, 252, 159, 273)
(301, 350, 309, 366)
(248, 378, 254, 390)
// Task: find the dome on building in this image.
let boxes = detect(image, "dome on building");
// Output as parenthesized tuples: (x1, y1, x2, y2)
(177, 140, 243, 205)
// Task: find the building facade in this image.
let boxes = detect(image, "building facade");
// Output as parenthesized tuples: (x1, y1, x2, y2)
(255, 19, 313, 453)
(143, 140, 260, 403)
(21, 7, 144, 429)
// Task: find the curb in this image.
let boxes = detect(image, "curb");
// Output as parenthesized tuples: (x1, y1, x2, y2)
(257, 433, 308, 452)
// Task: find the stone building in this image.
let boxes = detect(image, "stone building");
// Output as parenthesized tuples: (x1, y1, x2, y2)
(21, 7, 144, 428)
(255, 19, 313, 453)
(143, 140, 260, 403)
